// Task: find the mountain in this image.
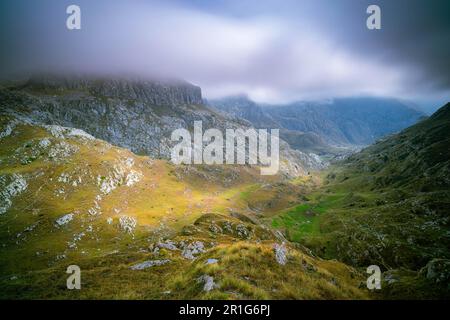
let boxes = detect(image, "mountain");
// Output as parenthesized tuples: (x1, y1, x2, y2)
(270, 103, 450, 298)
(210, 96, 425, 154)
(0, 112, 367, 299)
(207, 95, 279, 128)
(0, 75, 324, 177)
(1, 74, 446, 299)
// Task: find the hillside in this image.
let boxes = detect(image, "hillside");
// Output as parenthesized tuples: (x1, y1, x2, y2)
(0, 114, 368, 299)
(269, 103, 450, 299)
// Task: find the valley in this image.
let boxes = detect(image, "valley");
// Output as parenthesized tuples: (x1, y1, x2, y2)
(0, 113, 367, 299)
(0, 76, 448, 299)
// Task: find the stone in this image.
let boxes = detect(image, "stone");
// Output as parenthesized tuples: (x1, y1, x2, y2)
(274, 242, 287, 265)
(119, 215, 137, 234)
(423, 259, 450, 284)
(130, 259, 171, 270)
(197, 275, 218, 292)
(55, 213, 74, 226)
(157, 240, 178, 251)
(0, 174, 28, 215)
(205, 258, 218, 265)
(182, 241, 205, 260)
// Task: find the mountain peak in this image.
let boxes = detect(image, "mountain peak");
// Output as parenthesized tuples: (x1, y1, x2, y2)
(429, 102, 450, 121)
(22, 74, 203, 106)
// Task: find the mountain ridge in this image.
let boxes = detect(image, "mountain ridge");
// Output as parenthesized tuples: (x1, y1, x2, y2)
(0, 75, 324, 177)
(22, 74, 204, 106)
(210, 96, 425, 153)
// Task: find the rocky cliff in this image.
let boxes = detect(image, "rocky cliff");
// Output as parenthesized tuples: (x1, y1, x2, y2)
(0, 75, 324, 176)
(24, 74, 203, 106)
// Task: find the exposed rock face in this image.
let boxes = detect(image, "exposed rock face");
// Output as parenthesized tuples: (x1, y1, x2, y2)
(0, 75, 325, 176)
(25, 75, 203, 106)
(0, 78, 215, 158)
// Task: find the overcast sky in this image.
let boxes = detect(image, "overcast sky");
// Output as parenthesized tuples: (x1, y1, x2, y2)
(0, 0, 449, 109)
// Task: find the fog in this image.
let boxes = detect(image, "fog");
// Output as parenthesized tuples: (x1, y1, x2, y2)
(0, 0, 448, 107)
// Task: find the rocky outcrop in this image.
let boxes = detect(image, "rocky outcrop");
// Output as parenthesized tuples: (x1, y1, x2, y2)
(0, 174, 28, 215)
(25, 74, 203, 106)
(130, 259, 171, 270)
(0, 75, 325, 176)
(197, 274, 218, 292)
(274, 242, 287, 265)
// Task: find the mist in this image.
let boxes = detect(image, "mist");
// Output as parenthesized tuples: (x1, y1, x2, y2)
(0, 0, 448, 108)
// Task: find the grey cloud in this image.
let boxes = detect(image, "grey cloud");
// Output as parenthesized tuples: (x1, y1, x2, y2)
(0, 0, 448, 105)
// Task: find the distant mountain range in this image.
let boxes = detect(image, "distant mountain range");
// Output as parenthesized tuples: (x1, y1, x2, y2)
(209, 96, 425, 155)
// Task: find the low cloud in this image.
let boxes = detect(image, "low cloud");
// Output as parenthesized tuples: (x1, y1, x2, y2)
(0, 0, 448, 105)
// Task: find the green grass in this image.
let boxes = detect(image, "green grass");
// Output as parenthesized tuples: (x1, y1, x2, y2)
(271, 192, 349, 242)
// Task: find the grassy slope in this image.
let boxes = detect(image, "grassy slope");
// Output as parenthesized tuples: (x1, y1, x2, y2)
(0, 115, 368, 299)
(270, 103, 450, 299)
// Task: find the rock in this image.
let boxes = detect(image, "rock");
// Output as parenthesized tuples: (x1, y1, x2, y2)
(209, 223, 222, 234)
(55, 213, 74, 226)
(205, 258, 219, 265)
(66, 128, 95, 140)
(222, 221, 233, 233)
(157, 240, 178, 251)
(130, 259, 171, 270)
(67, 231, 85, 249)
(0, 174, 28, 215)
(48, 141, 78, 161)
(181, 241, 205, 260)
(39, 138, 51, 148)
(125, 170, 142, 187)
(119, 215, 137, 234)
(197, 275, 218, 292)
(422, 259, 450, 284)
(88, 203, 101, 216)
(97, 159, 142, 194)
(0, 119, 18, 140)
(23, 75, 202, 105)
(274, 242, 287, 265)
(236, 224, 251, 239)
